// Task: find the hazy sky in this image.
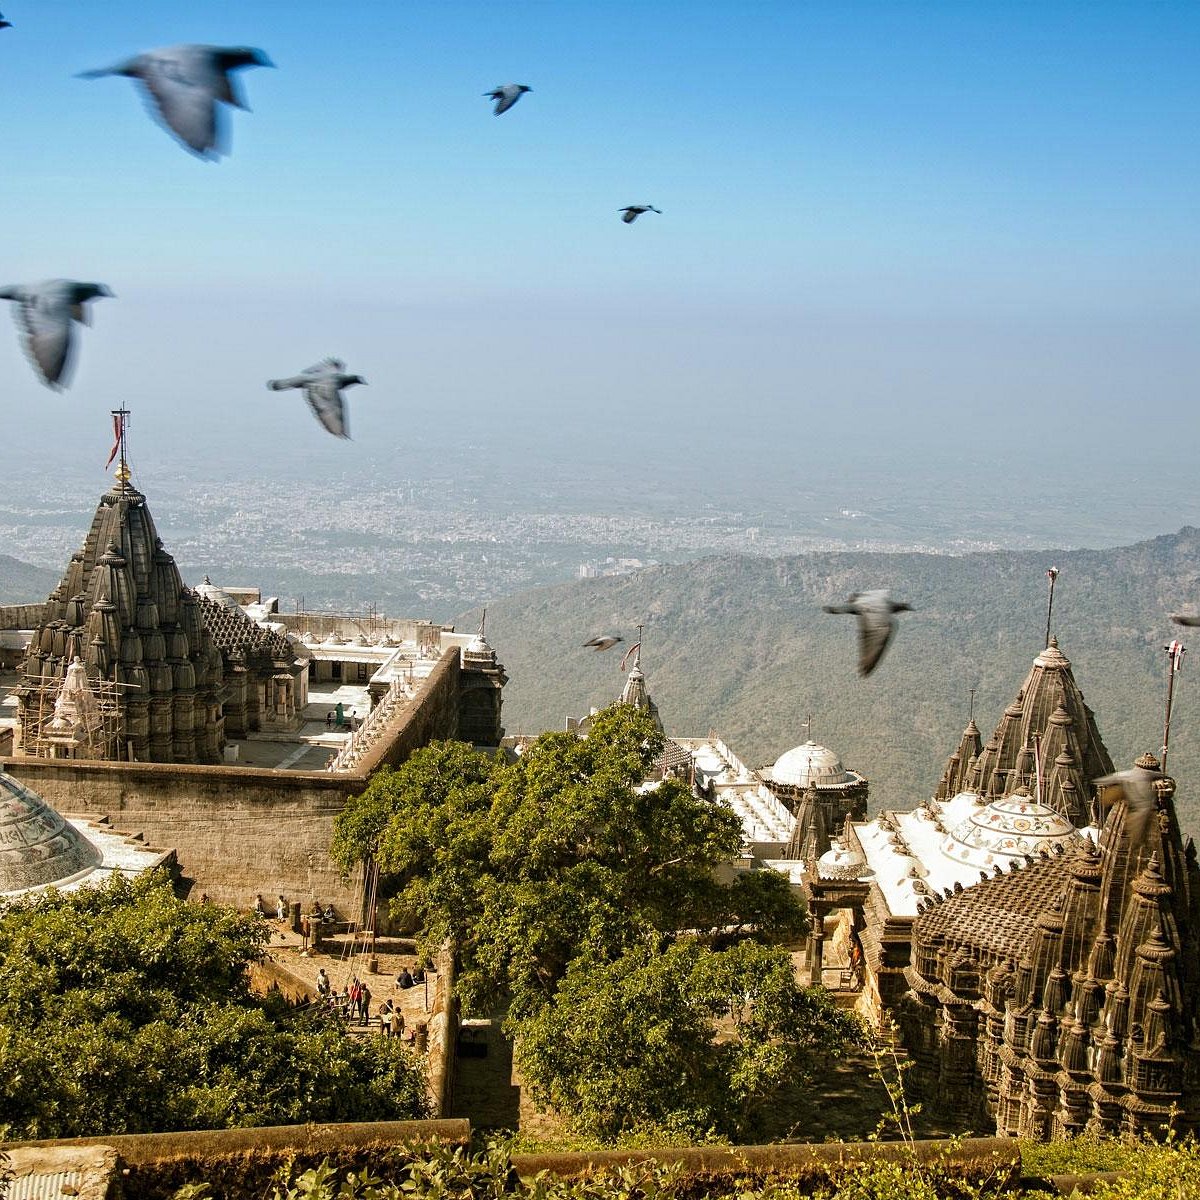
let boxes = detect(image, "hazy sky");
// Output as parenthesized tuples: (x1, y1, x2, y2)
(3, 1, 1199, 539)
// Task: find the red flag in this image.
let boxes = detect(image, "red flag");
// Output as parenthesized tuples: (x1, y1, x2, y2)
(105, 411, 124, 468)
(619, 641, 641, 672)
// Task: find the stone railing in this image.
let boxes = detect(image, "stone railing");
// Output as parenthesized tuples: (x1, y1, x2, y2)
(326, 674, 415, 772)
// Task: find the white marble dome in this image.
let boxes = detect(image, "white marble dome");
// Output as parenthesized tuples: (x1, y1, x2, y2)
(770, 741, 850, 789)
(940, 791, 1080, 869)
(0, 771, 102, 894)
(193, 578, 240, 609)
(817, 838, 867, 881)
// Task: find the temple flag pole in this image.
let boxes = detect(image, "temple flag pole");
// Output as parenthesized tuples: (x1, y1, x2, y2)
(1162, 639, 1185, 772)
(1044, 567, 1059, 649)
(107, 406, 131, 487)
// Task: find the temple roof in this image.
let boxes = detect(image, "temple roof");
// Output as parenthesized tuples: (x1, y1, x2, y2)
(912, 845, 1079, 965)
(939, 791, 1081, 870)
(195, 591, 299, 664)
(0, 770, 101, 893)
(958, 638, 1114, 825)
(619, 644, 662, 731)
(770, 741, 858, 790)
(18, 481, 225, 764)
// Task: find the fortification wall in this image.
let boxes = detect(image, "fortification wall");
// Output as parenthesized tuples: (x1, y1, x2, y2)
(1, 651, 464, 911)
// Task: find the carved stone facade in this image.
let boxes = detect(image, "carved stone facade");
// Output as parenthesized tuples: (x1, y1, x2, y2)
(838, 636, 1200, 1137)
(901, 755, 1200, 1137)
(15, 482, 227, 763)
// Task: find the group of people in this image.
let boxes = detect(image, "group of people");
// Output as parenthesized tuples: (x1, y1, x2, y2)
(252, 893, 336, 928)
(313, 967, 419, 1042)
(315, 968, 371, 1023)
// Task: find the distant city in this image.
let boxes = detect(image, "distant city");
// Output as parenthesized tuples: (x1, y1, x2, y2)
(2, 435, 1197, 620)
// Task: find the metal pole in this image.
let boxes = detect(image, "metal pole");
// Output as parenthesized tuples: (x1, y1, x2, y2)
(1163, 640, 1185, 772)
(1044, 568, 1059, 649)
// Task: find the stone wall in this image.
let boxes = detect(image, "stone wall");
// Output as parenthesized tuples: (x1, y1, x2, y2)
(1, 650, 464, 912)
(0, 603, 44, 629)
(277, 613, 452, 644)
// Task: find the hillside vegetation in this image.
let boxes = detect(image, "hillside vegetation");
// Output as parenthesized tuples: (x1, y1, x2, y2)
(0, 554, 56, 605)
(467, 528, 1200, 835)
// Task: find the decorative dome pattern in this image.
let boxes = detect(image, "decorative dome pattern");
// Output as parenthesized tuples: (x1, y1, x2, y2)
(940, 791, 1080, 869)
(771, 741, 850, 789)
(0, 772, 101, 893)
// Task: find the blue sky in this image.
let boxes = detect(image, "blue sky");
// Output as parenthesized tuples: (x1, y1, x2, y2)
(2, 2, 1199, 537)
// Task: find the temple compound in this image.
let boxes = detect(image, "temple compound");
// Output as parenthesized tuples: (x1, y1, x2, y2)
(0, 472, 507, 911)
(582, 633, 1200, 1138)
(792, 637, 1200, 1138)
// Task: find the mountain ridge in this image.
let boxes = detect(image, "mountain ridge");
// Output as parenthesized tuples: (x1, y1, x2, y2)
(463, 527, 1200, 834)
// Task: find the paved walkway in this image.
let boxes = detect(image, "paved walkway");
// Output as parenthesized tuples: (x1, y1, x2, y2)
(263, 922, 436, 1039)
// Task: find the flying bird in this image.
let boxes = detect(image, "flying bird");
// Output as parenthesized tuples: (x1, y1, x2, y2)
(484, 84, 530, 115)
(267, 359, 366, 439)
(0, 279, 113, 389)
(78, 44, 274, 159)
(620, 206, 661, 224)
(583, 636, 623, 652)
(1095, 765, 1164, 851)
(823, 590, 913, 677)
(0, 13, 12, 30)
(1171, 613, 1200, 627)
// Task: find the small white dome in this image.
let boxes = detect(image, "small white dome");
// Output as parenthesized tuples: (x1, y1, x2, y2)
(771, 741, 849, 789)
(817, 838, 866, 881)
(194, 578, 239, 609)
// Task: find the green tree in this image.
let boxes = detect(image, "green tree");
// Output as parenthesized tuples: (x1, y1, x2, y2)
(333, 706, 807, 1017)
(516, 938, 865, 1142)
(0, 873, 427, 1139)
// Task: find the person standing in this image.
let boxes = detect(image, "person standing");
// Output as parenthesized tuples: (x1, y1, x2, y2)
(276, 894, 287, 922)
(359, 982, 372, 1026)
(316, 967, 330, 998)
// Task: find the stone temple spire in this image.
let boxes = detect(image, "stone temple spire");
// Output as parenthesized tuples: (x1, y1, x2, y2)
(15, 480, 226, 764)
(619, 626, 662, 732)
(961, 638, 1114, 826)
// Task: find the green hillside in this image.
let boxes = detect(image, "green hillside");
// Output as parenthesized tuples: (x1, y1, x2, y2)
(0, 554, 57, 604)
(465, 528, 1200, 836)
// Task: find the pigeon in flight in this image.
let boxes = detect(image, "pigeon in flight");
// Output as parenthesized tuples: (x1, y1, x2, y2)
(78, 44, 274, 160)
(0, 279, 113, 390)
(0, 13, 12, 30)
(1171, 613, 1200, 627)
(1095, 765, 1164, 851)
(485, 84, 531, 115)
(583, 636, 623, 652)
(267, 359, 366, 439)
(823, 590, 913, 677)
(620, 206, 662, 224)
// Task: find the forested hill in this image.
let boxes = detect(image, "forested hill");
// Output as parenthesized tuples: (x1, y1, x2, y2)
(464, 528, 1200, 835)
(0, 555, 57, 605)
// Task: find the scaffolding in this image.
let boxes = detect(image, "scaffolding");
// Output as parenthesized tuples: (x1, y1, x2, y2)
(20, 665, 129, 761)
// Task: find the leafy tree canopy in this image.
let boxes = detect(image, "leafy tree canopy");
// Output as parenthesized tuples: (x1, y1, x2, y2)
(0, 873, 426, 1139)
(516, 938, 865, 1142)
(334, 705, 808, 1018)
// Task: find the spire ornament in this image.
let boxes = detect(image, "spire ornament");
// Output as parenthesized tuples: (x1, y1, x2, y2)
(1162, 638, 1185, 773)
(1044, 567, 1059, 649)
(107, 406, 131, 488)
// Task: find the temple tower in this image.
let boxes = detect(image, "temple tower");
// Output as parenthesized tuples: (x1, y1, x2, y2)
(15, 476, 226, 764)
